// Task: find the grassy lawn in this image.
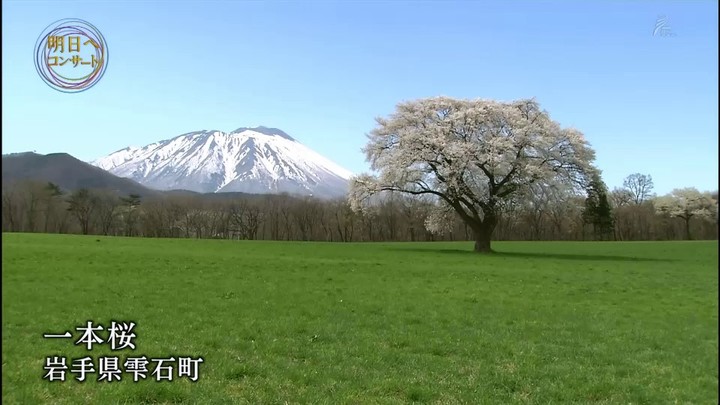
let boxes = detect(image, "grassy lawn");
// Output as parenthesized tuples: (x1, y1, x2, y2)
(2, 233, 718, 404)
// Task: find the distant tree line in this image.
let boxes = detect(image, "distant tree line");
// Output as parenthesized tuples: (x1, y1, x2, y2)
(2, 173, 717, 242)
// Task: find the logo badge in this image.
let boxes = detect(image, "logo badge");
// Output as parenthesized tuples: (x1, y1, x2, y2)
(653, 15, 676, 37)
(34, 18, 109, 93)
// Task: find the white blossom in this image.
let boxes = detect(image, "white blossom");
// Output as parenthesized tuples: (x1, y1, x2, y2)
(424, 201, 456, 235)
(654, 188, 717, 220)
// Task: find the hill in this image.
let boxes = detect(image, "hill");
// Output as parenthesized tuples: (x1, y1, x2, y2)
(2, 152, 157, 197)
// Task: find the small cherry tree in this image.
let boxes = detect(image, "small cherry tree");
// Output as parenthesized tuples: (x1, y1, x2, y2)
(654, 188, 717, 240)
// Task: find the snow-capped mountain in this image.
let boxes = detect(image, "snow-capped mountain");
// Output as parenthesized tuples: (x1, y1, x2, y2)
(92, 126, 353, 198)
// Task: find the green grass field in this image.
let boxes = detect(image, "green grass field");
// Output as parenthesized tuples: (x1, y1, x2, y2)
(2, 233, 718, 404)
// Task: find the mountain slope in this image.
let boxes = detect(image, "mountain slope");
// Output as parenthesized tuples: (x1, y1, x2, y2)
(92, 126, 353, 198)
(2, 152, 157, 196)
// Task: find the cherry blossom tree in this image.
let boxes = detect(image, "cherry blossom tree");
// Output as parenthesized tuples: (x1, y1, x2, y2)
(349, 97, 597, 253)
(654, 188, 717, 240)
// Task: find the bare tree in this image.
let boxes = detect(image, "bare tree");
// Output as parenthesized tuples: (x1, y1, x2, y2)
(623, 173, 654, 205)
(230, 199, 264, 240)
(119, 194, 142, 236)
(278, 195, 294, 241)
(42, 182, 64, 233)
(291, 197, 321, 241)
(67, 188, 98, 235)
(95, 191, 121, 236)
(2, 183, 22, 232)
(22, 181, 48, 232)
(333, 200, 356, 242)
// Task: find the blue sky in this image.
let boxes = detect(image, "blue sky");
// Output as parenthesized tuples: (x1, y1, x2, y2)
(2, 0, 718, 195)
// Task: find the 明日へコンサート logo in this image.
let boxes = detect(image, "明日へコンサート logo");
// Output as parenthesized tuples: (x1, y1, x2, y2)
(34, 18, 109, 93)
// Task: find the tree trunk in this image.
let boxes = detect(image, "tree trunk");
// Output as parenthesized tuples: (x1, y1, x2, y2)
(685, 217, 692, 240)
(472, 218, 496, 253)
(474, 234, 492, 253)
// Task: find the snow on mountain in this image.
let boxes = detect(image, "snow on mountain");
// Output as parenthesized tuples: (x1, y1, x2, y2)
(92, 126, 354, 198)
